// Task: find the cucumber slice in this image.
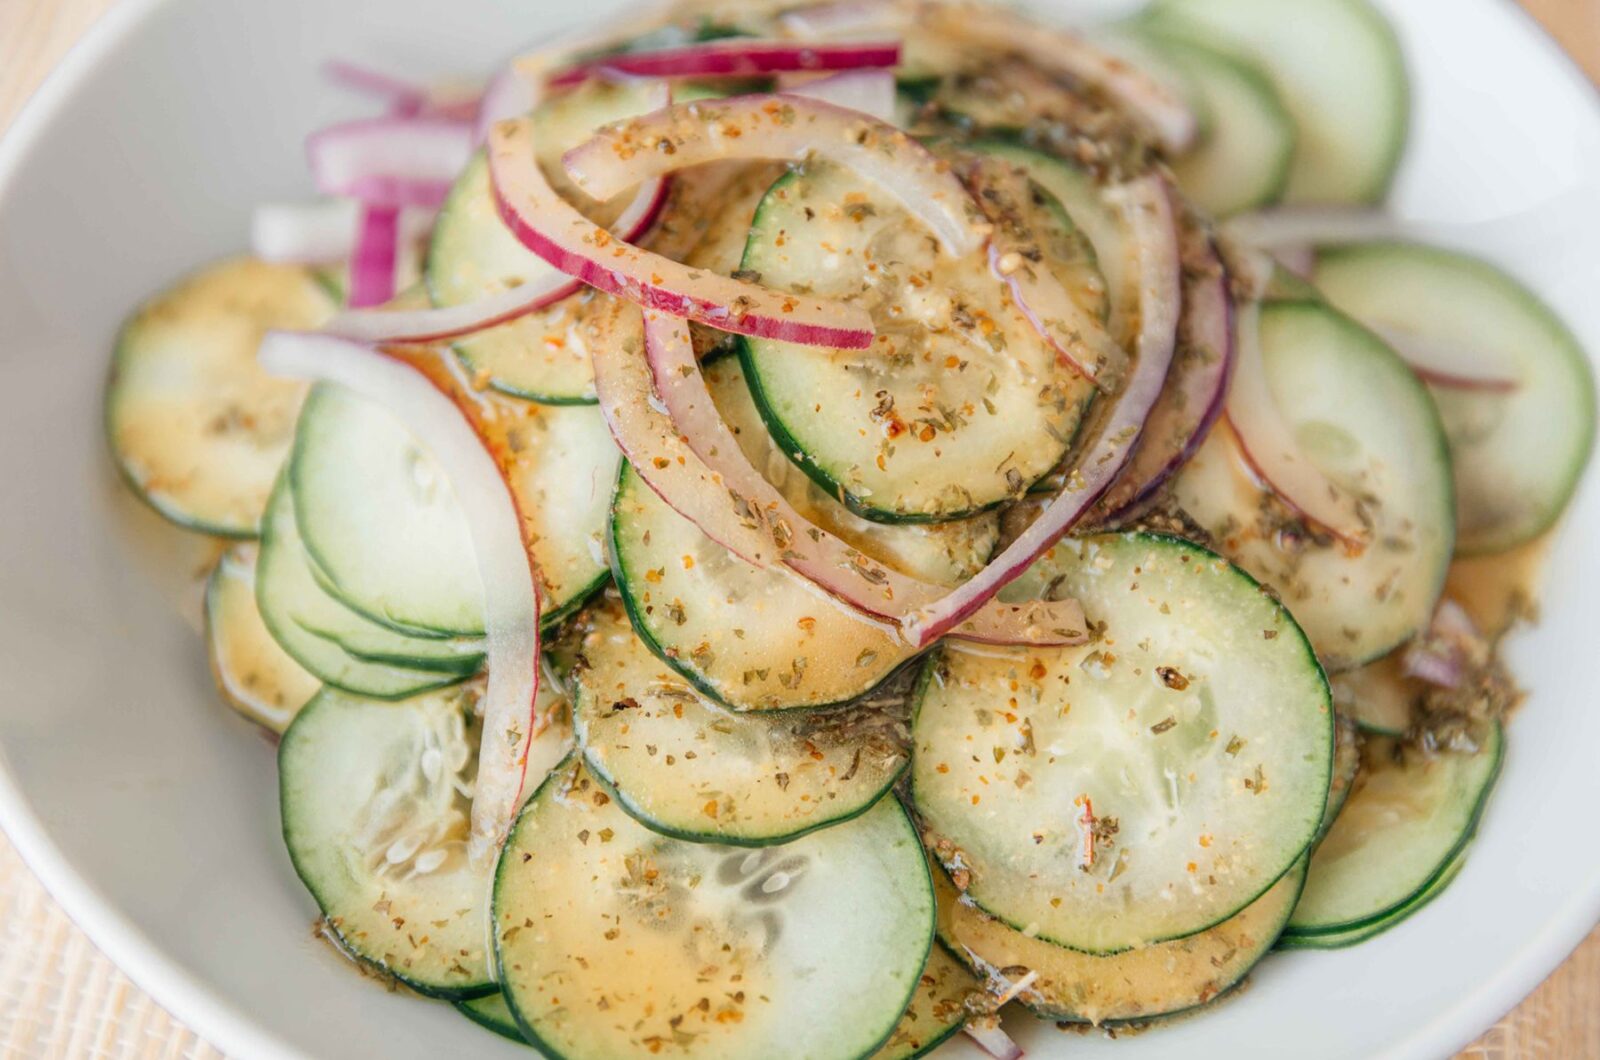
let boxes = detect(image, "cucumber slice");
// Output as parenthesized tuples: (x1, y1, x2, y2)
(1278, 845, 1468, 950)
(1331, 653, 1416, 737)
(257, 476, 477, 699)
(281, 685, 555, 999)
(1314, 242, 1597, 554)
(739, 160, 1097, 522)
(1145, 35, 1294, 217)
(204, 546, 319, 733)
(1285, 726, 1502, 938)
(1322, 714, 1362, 841)
(1143, 0, 1407, 204)
(1172, 300, 1454, 670)
(913, 533, 1332, 954)
(426, 80, 666, 403)
(107, 258, 334, 536)
(570, 598, 910, 844)
(292, 384, 485, 637)
(493, 759, 934, 1059)
(609, 358, 996, 711)
(871, 942, 978, 1060)
(458, 992, 524, 1045)
(935, 856, 1305, 1026)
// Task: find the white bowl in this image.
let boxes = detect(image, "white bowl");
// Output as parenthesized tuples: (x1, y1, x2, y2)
(0, 0, 1596, 1057)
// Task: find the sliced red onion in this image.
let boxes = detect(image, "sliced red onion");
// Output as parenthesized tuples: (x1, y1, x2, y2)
(475, 65, 539, 144)
(1367, 324, 1520, 393)
(1271, 243, 1317, 280)
(964, 157, 1126, 390)
(901, 174, 1184, 649)
(1224, 207, 1398, 251)
(489, 114, 874, 348)
(257, 332, 546, 863)
(561, 94, 984, 257)
(548, 39, 901, 88)
(778, 69, 898, 123)
(1402, 599, 1481, 690)
(320, 175, 668, 344)
(348, 206, 400, 308)
(1225, 300, 1371, 551)
(343, 175, 453, 210)
(639, 309, 1085, 645)
(923, 5, 1196, 152)
(1096, 228, 1235, 522)
(324, 60, 429, 115)
(965, 1017, 1025, 1060)
(307, 116, 474, 203)
(251, 199, 359, 264)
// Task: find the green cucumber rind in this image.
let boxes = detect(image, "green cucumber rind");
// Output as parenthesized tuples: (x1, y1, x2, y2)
(277, 691, 496, 1001)
(457, 993, 527, 1045)
(605, 461, 929, 712)
(913, 532, 1332, 954)
(1276, 846, 1469, 950)
(1284, 722, 1503, 939)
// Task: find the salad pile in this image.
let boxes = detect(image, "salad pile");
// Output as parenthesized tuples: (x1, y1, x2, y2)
(105, 0, 1594, 1055)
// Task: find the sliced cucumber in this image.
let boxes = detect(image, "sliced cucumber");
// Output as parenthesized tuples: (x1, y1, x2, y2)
(107, 258, 334, 537)
(458, 992, 524, 1045)
(609, 358, 996, 711)
(1172, 300, 1454, 670)
(1145, 35, 1294, 217)
(291, 384, 485, 637)
(1285, 725, 1502, 938)
(258, 477, 476, 699)
(493, 759, 934, 1059)
(1331, 653, 1416, 737)
(426, 80, 666, 403)
(1278, 845, 1468, 950)
(871, 942, 978, 1060)
(204, 546, 319, 733)
(282, 686, 505, 998)
(739, 159, 1096, 522)
(913, 533, 1332, 954)
(1314, 242, 1596, 554)
(489, 399, 619, 627)
(1143, 0, 1407, 204)
(935, 856, 1305, 1026)
(570, 597, 909, 844)
(1322, 714, 1362, 841)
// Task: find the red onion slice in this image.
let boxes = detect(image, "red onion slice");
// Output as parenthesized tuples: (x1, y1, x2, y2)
(308, 116, 475, 202)
(343, 175, 454, 210)
(489, 114, 874, 348)
(474, 65, 540, 144)
(324, 60, 429, 115)
(561, 94, 985, 257)
(1367, 324, 1520, 393)
(902, 174, 1185, 649)
(964, 157, 1127, 390)
(319, 174, 668, 344)
(1225, 300, 1371, 551)
(257, 332, 547, 862)
(1224, 207, 1399, 251)
(640, 309, 1085, 645)
(348, 206, 400, 308)
(547, 39, 901, 88)
(778, 68, 898, 123)
(1095, 228, 1235, 521)
(1401, 599, 1481, 690)
(923, 5, 1196, 152)
(251, 199, 359, 264)
(965, 1017, 1025, 1060)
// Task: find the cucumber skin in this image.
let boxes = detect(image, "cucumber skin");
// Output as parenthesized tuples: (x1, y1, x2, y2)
(605, 461, 930, 713)
(456, 995, 527, 1046)
(575, 713, 910, 849)
(276, 691, 497, 1001)
(491, 757, 938, 1060)
(1282, 722, 1504, 943)
(912, 532, 1333, 954)
(1276, 849, 1468, 951)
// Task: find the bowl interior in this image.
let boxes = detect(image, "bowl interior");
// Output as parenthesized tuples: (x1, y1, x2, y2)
(0, 1, 1596, 1058)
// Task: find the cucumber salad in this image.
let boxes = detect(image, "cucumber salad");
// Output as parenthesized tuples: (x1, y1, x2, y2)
(106, 0, 1594, 1054)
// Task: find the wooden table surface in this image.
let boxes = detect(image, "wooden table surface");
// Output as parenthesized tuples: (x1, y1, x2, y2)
(1, 0, 1597, 1056)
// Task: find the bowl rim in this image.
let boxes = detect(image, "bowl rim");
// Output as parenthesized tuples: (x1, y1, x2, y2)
(1, 1, 1597, 1058)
